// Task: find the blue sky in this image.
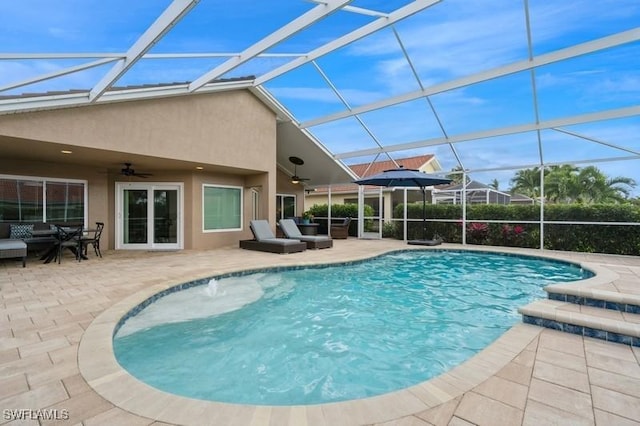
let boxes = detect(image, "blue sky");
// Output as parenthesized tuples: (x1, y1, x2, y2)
(1, 0, 639, 194)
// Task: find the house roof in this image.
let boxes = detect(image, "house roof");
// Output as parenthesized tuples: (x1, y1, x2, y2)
(311, 154, 437, 194)
(0, 78, 356, 187)
(349, 154, 435, 178)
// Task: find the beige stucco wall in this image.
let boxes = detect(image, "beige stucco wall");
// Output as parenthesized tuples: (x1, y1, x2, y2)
(0, 91, 275, 171)
(0, 157, 111, 246)
(0, 90, 279, 250)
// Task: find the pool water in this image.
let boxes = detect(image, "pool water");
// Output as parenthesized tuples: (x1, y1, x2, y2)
(114, 250, 591, 405)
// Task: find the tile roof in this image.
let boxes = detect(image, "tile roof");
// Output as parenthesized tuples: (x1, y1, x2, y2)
(349, 154, 434, 178)
(312, 154, 435, 194)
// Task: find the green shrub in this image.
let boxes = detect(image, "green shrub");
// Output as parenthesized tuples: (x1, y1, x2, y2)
(305, 203, 374, 236)
(390, 203, 640, 255)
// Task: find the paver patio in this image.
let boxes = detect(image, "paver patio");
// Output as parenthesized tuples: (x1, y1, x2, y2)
(1, 240, 639, 425)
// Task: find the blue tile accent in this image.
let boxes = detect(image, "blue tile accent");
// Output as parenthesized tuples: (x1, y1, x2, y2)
(548, 293, 565, 301)
(548, 291, 640, 315)
(610, 332, 634, 345)
(523, 315, 638, 347)
(523, 315, 543, 327)
(583, 327, 608, 341)
(626, 304, 640, 314)
(542, 318, 563, 331)
(566, 294, 582, 304)
(562, 323, 583, 335)
(605, 301, 623, 311)
(584, 298, 605, 308)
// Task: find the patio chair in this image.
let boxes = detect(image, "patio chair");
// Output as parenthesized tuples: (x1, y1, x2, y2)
(240, 220, 307, 254)
(79, 222, 104, 258)
(278, 219, 333, 249)
(330, 217, 351, 239)
(54, 225, 84, 263)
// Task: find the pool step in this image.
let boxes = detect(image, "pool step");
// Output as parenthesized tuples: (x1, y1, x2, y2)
(544, 285, 640, 315)
(518, 299, 640, 346)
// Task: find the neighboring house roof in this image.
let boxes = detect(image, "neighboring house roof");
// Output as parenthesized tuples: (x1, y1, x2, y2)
(312, 154, 437, 194)
(510, 193, 535, 203)
(436, 180, 491, 191)
(349, 154, 435, 178)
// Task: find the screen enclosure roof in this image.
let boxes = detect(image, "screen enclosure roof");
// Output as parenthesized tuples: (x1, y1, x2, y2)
(1, 0, 639, 191)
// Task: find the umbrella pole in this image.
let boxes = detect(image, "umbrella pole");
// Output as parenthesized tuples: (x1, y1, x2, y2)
(422, 186, 426, 241)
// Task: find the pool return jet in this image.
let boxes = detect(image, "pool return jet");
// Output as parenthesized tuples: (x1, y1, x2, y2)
(354, 166, 451, 246)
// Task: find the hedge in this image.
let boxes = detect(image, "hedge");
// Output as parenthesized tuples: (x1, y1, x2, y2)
(305, 203, 374, 236)
(389, 203, 640, 255)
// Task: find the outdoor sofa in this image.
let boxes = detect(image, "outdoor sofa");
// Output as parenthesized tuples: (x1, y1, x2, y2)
(0, 239, 27, 267)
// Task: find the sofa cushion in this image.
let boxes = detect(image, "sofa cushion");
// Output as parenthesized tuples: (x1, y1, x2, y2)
(9, 224, 34, 239)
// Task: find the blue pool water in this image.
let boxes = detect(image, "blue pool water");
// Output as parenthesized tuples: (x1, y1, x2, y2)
(114, 250, 591, 405)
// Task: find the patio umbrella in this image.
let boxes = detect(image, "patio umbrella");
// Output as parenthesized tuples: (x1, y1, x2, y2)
(353, 166, 452, 245)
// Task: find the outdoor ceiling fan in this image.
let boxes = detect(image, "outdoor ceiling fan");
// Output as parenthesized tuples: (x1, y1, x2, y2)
(120, 163, 153, 178)
(289, 156, 310, 184)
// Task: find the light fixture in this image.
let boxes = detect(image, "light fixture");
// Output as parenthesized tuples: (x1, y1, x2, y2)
(289, 156, 309, 184)
(196, 166, 204, 170)
(61, 150, 72, 154)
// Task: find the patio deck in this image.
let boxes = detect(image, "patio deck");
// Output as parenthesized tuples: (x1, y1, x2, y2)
(1, 240, 639, 425)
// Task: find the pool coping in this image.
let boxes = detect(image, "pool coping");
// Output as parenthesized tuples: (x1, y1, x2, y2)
(77, 245, 613, 425)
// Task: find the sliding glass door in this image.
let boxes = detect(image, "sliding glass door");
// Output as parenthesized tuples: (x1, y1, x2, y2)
(116, 183, 183, 249)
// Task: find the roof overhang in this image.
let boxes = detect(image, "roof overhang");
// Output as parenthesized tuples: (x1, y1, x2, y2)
(276, 121, 357, 187)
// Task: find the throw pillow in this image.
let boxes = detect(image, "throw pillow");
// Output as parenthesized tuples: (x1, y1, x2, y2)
(9, 224, 34, 239)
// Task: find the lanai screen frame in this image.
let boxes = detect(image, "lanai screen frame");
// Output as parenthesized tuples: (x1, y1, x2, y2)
(1, 0, 638, 250)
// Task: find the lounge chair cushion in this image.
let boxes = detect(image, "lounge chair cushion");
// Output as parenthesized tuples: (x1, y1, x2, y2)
(250, 220, 277, 241)
(279, 219, 333, 249)
(278, 219, 304, 238)
(260, 238, 306, 246)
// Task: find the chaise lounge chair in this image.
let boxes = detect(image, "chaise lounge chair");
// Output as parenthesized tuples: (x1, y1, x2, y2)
(239, 220, 307, 254)
(278, 219, 333, 249)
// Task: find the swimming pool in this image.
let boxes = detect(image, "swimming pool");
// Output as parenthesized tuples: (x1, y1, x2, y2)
(113, 250, 591, 405)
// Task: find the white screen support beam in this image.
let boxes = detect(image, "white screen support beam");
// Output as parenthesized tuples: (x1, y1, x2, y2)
(334, 105, 640, 159)
(88, 0, 199, 102)
(0, 58, 119, 94)
(188, 0, 353, 92)
(301, 28, 640, 129)
(255, 0, 441, 86)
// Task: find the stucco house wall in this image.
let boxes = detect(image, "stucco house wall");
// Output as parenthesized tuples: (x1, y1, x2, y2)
(0, 90, 279, 250)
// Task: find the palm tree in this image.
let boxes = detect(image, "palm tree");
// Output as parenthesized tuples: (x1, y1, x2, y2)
(545, 165, 579, 203)
(489, 178, 499, 190)
(574, 166, 636, 204)
(446, 166, 468, 185)
(510, 164, 636, 204)
(510, 167, 542, 199)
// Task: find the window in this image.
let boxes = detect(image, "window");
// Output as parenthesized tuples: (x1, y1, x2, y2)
(276, 194, 296, 220)
(46, 181, 85, 222)
(203, 185, 242, 231)
(0, 176, 86, 223)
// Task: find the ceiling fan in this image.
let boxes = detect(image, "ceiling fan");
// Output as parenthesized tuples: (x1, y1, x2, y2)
(289, 156, 310, 184)
(121, 163, 153, 178)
